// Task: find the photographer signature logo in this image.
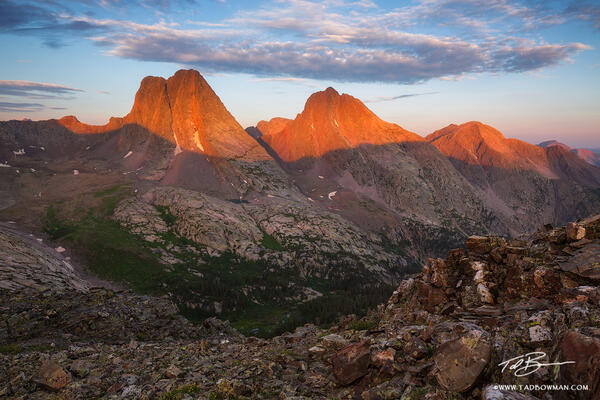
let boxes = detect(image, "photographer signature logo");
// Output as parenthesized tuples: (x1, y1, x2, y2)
(499, 352, 575, 377)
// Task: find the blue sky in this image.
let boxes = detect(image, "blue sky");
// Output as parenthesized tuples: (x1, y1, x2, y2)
(0, 0, 599, 147)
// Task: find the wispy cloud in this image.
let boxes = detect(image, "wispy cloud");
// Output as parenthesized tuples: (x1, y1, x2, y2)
(0, 102, 45, 112)
(0, 80, 83, 99)
(364, 92, 439, 103)
(251, 76, 321, 88)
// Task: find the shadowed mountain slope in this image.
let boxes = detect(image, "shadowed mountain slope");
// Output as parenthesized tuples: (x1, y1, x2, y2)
(256, 89, 508, 257)
(539, 139, 600, 167)
(427, 121, 600, 232)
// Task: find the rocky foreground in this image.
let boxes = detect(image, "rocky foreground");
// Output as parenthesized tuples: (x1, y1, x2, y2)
(2, 216, 600, 399)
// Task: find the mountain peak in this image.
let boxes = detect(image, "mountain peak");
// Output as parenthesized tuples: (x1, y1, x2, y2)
(57, 69, 269, 161)
(324, 86, 340, 95)
(258, 88, 421, 162)
(539, 140, 571, 150)
(427, 121, 505, 144)
(427, 120, 600, 187)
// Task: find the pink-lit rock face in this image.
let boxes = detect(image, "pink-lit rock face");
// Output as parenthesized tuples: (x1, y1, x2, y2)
(426, 121, 600, 187)
(258, 87, 422, 162)
(59, 70, 270, 161)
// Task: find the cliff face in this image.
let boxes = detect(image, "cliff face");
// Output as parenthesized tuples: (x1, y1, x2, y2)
(260, 87, 421, 162)
(58, 70, 269, 162)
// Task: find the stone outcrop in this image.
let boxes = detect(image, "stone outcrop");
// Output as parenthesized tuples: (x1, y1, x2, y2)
(112, 186, 407, 282)
(2, 215, 599, 399)
(0, 225, 87, 293)
(33, 361, 70, 392)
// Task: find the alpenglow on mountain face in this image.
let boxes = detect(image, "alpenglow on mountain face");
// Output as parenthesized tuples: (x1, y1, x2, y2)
(1, 68, 600, 337)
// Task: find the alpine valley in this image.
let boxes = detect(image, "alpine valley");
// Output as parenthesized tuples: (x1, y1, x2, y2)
(1, 69, 599, 339)
(2, 69, 600, 400)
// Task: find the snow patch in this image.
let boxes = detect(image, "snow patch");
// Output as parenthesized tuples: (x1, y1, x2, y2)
(123, 151, 133, 159)
(73, 169, 79, 175)
(318, 175, 324, 179)
(307, 197, 315, 202)
(55, 246, 66, 253)
(193, 129, 205, 152)
(0, 163, 10, 168)
(13, 149, 25, 156)
(328, 191, 337, 200)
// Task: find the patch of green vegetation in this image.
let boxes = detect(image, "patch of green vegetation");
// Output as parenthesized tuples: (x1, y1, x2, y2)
(42, 192, 169, 295)
(42, 205, 74, 240)
(159, 383, 202, 400)
(282, 284, 393, 331)
(227, 303, 290, 337)
(0, 345, 24, 355)
(155, 205, 176, 226)
(425, 344, 435, 359)
(207, 392, 228, 400)
(260, 232, 284, 251)
(42, 193, 397, 339)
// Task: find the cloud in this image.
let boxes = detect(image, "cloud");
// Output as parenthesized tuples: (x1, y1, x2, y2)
(0, 0, 593, 84)
(251, 76, 321, 88)
(0, 0, 109, 47)
(0, 102, 45, 112)
(364, 92, 439, 103)
(491, 42, 591, 72)
(565, 2, 600, 30)
(0, 80, 83, 99)
(100, 28, 587, 84)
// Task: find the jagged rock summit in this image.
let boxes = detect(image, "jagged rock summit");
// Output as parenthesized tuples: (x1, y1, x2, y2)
(259, 87, 421, 162)
(59, 69, 269, 161)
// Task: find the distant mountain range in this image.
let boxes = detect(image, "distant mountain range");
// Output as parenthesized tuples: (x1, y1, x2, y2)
(1, 69, 599, 333)
(539, 139, 600, 167)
